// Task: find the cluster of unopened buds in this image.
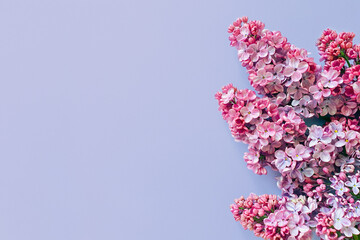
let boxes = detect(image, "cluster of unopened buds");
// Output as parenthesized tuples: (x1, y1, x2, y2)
(216, 17, 360, 239)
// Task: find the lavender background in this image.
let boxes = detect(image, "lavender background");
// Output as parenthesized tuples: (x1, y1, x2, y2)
(0, 0, 359, 239)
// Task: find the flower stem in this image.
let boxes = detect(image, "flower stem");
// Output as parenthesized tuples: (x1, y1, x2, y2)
(340, 49, 352, 68)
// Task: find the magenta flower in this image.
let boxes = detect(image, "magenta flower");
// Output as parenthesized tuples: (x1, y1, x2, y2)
(283, 58, 309, 82)
(240, 102, 260, 123)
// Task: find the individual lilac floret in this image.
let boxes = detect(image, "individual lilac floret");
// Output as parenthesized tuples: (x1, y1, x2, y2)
(283, 58, 309, 82)
(345, 175, 360, 194)
(333, 208, 351, 230)
(308, 125, 331, 147)
(285, 145, 311, 161)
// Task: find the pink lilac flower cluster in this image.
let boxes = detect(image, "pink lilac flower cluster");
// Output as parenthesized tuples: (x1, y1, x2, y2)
(215, 85, 306, 175)
(227, 16, 322, 118)
(217, 17, 360, 239)
(231, 194, 316, 240)
(315, 29, 360, 116)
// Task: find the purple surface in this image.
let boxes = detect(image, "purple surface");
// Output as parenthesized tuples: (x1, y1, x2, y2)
(0, 0, 359, 239)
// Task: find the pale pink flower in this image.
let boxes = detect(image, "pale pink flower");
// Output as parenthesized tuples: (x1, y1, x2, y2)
(238, 25, 250, 40)
(264, 210, 291, 227)
(291, 95, 312, 117)
(268, 31, 286, 48)
(285, 145, 311, 161)
(240, 102, 260, 123)
(335, 155, 355, 168)
(287, 82, 308, 100)
(261, 141, 281, 154)
(283, 58, 309, 82)
(272, 124, 283, 142)
(221, 88, 235, 104)
(308, 125, 331, 147)
(274, 150, 292, 171)
(287, 214, 309, 237)
(286, 201, 302, 213)
(335, 130, 358, 153)
(257, 122, 276, 139)
(247, 40, 269, 62)
(309, 85, 331, 100)
(236, 88, 257, 101)
(272, 63, 285, 81)
(237, 42, 250, 61)
(319, 69, 343, 88)
(333, 208, 351, 230)
(312, 144, 335, 162)
(333, 182, 349, 196)
(253, 68, 273, 86)
(319, 99, 337, 116)
(342, 222, 360, 237)
(341, 101, 357, 116)
(298, 163, 315, 179)
(244, 150, 262, 174)
(327, 122, 345, 139)
(345, 175, 360, 194)
(353, 201, 360, 217)
(302, 197, 317, 214)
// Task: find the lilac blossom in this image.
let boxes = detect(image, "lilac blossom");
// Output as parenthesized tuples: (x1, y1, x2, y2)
(342, 222, 360, 237)
(274, 150, 292, 172)
(333, 208, 351, 230)
(332, 181, 349, 196)
(312, 144, 335, 162)
(285, 145, 311, 161)
(319, 69, 343, 88)
(335, 130, 358, 153)
(240, 102, 260, 123)
(308, 125, 331, 147)
(283, 58, 309, 82)
(345, 175, 360, 194)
